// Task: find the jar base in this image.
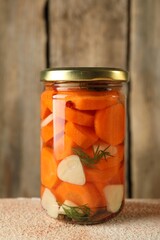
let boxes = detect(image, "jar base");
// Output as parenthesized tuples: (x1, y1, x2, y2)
(57, 201, 124, 225)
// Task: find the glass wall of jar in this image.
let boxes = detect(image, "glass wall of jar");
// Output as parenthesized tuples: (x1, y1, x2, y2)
(40, 68, 128, 224)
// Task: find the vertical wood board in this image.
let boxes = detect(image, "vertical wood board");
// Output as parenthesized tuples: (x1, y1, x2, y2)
(49, 0, 130, 195)
(130, 0, 160, 197)
(49, 0, 128, 68)
(0, 0, 46, 197)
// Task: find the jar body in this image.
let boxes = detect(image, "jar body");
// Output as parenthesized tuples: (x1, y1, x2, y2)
(40, 80, 127, 224)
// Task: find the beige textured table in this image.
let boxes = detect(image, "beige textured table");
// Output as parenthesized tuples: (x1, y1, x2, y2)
(0, 198, 160, 240)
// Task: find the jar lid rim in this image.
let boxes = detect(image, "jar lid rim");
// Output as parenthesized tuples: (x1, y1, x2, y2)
(40, 67, 129, 82)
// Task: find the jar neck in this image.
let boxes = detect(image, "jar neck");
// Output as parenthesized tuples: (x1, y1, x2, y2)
(44, 81, 125, 92)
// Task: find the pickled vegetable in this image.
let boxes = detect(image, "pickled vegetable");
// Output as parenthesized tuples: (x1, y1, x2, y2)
(95, 103, 125, 145)
(40, 87, 125, 224)
(41, 147, 59, 188)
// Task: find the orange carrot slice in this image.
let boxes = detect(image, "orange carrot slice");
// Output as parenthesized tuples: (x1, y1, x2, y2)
(54, 134, 76, 161)
(41, 122, 53, 143)
(95, 103, 125, 145)
(41, 102, 52, 120)
(41, 118, 65, 143)
(41, 90, 57, 112)
(84, 165, 119, 185)
(41, 147, 59, 188)
(65, 122, 98, 149)
(41, 113, 53, 128)
(43, 138, 53, 148)
(95, 144, 124, 171)
(83, 145, 124, 186)
(55, 182, 103, 208)
(109, 164, 124, 184)
(66, 91, 119, 110)
(92, 182, 108, 206)
(65, 107, 94, 127)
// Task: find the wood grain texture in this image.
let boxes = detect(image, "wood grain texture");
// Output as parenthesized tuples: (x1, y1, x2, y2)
(3, 0, 160, 199)
(130, 0, 160, 197)
(49, 0, 128, 68)
(0, 0, 46, 197)
(48, 0, 129, 195)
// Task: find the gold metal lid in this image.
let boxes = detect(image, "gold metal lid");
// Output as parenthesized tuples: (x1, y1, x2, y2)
(40, 67, 128, 82)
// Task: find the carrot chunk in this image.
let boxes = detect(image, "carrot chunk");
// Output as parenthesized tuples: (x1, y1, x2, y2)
(41, 147, 59, 188)
(43, 138, 53, 148)
(55, 182, 103, 208)
(41, 90, 57, 112)
(109, 164, 124, 184)
(95, 103, 125, 145)
(65, 107, 94, 127)
(65, 122, 98, 149)
(41, 122, 53, 143)
(41, 102, 52, 120)
(84, 144, 124, 188)
(95, 144, 124, 171)
(54, 134, 75, 161)
(66, 91, 119, 110)
(84, 165, 119, 185)
(41, 118, 65, 143)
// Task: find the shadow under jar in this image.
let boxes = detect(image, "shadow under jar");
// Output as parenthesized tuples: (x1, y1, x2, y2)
(40, 67, 129, 225)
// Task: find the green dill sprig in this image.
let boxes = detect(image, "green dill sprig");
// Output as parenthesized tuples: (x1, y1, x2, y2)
(62, 204, 91, 222)
(72, 145, 113, 168)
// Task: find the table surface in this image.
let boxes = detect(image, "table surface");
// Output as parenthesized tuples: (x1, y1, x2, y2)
(0, 198, 160, 240)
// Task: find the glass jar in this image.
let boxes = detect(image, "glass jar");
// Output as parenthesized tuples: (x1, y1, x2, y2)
(40, 67, 128, 224)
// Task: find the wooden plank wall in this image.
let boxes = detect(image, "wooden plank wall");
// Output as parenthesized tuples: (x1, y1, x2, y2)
(49, 0, 128, 68)
(130, 0, 160, 197)
(0, 0, 46, 197)
(0, 0, 160, 198)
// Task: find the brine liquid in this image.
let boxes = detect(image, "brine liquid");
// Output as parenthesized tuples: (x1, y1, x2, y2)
(40, 85, 125, 224)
